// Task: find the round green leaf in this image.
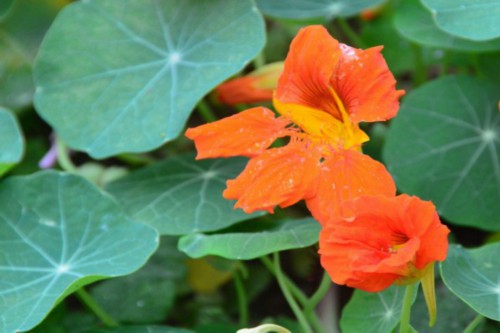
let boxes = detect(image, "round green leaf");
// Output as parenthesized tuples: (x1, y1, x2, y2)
(383, 75, 500, 231)
(34, 0, 265, 158)
(440, 243, 500, 321)
(340, 285, 418, 333)
(178, 217, 320, 260)
(0, 107, 24, 176)
(87, 327, 194, 333)
(421, 0, 500, 42)
(256, 0, 385, 20)
(91, 237, 187, 324)
(394, 0, 500, 51)
(106, 154, 264, 235)
(0, 171, 159, 333)
(0, 0, 65, 110)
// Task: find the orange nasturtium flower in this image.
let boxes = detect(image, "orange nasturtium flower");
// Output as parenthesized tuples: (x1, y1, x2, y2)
(186, 25, 404, 221)
(216, 62, 284, 106)
(319, 194, 450, 325)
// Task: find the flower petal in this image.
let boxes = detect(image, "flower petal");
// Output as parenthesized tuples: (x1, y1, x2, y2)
(306, 150, 396, 225)
(223, 144, 321, 213)
(332, 44, 405, 123)
(275, 25, 343, 120)
(185, 107, 290, 159)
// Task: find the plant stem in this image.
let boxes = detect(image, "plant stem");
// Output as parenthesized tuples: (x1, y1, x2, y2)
(260, 256, 308, 306)
(75, 288, 118, 327)
(399, 283, 416, 333)
(410, 43, 426, 87)
(463, 314, 485, 333)
(233, 269, 249, 327)
(273, 253, 314, 333)
(196, 99, 217, 122)
(303, 272, 331, 333)
(336, 18, 366, 48)
(56, 137, 76, 173)
(305, 271, 332, 312)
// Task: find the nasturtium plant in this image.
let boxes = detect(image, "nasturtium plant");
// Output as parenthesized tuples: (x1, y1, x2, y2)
(420, 0, 500, 42)
(0, 171, 158, 332)
(0, 107, 24, 176)
(384, 75, 500, 231)
(106, 154, 264, 235)
(440, 243, 500, 321)
(179, 217, 320, 260)
(1, 0, 499, 332)
(34, 0, 265, 158)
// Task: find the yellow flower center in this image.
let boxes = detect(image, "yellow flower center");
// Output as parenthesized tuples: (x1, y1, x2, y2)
(273, 89, 368, 152)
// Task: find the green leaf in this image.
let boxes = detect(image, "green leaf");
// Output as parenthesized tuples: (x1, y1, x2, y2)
(421, 0, 500, 42)
(383, 75, 500, 231)
(34, 0, 265, 158)
(91, 237, 187, 324)
(394, 0, 500, 51)
(0, 0, 15, 19)
(86, 327, 194, 333)
(478, 52, 500, 83)
(106, 154, 264, 235)
(256, 0, 385, 20)
(178, 217, 320, 260)
(0, 171, 158, 333)
(0, 0, 66, 110)
(410, 280, 480, 333)
(0, 107, 24, 176)
(440, 243, 500, 321)
(340, 285, 417, 333)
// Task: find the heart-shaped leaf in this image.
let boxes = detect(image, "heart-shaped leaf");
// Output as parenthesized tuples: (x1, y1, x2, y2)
(440, 243, 500, 321)
(178, 217, 320, 260)
(256, 0, 384, 20)
(383, 75, 500, 231)
(0, 171, 158, 333)
(106, 154, 264, 235)
(340, 285, 418, 333)
(394, 0, 500, 51)
(0, 107, 24, 176)
(0, 0, 66, 110)
(34, 0, 265, 158)
(87, 327, 194, 333)
(421, 0, 500, 42)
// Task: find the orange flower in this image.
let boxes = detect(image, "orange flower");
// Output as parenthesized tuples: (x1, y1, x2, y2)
(319, 194, 449, 291)
(186, 25, 404, 218)
(319, 194, 449, 325)
(216, 62, 284, 105)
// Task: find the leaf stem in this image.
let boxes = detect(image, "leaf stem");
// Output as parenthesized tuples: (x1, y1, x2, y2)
(75, 288, 118, 327)
(260, 256, 308, 306)
(336, 18, 366, 48)
(272, 252, 314, 333)
(463, 314, 485, 333)
(399, 283, 416, 333)
(196, 99, 217, 123)
(303, 272, 331, 333)
(233, 269, 249, 327)
(56, 137, 76, 173)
